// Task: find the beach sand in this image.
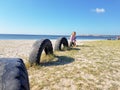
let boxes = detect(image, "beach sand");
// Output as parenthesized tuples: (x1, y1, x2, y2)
(0, 40, 35, 63)
(0, 39, 86, 62)
(0, 40, 120, 90)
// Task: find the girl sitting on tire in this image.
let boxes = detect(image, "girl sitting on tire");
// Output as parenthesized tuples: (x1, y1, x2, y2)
(70, 31, 76, 47)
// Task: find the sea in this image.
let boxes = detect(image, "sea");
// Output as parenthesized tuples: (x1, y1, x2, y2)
(0, 34, 119, 40)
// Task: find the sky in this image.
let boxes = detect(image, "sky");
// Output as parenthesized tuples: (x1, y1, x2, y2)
(0, 0, 120, 35)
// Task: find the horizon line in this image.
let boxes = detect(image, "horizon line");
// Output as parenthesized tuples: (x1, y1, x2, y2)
(0, 33, 120, 36)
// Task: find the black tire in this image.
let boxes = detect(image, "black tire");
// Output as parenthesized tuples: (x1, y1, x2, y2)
(29, 39, 53, 65)
(54, 37, 68, 51)
(0, 58, 30, 90)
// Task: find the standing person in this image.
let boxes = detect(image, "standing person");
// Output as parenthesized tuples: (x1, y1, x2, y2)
(70, 31, 76, 47)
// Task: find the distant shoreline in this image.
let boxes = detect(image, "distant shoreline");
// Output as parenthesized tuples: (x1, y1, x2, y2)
(0, 33, 120, 36)
(0, 34, 118, 40)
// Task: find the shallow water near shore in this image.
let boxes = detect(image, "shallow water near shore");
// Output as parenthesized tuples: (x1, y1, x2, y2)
(0, 34, 118, 40)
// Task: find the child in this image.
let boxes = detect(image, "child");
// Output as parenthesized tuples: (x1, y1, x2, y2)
(70, 31, 76, 47)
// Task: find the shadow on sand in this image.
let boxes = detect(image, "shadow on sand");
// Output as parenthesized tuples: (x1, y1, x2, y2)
(76, 45, 92, 47)
(40, 56, 74, 66)
(69, 47, 80, 50)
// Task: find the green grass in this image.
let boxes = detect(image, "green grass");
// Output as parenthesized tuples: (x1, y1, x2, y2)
(27, 40, 120, 90)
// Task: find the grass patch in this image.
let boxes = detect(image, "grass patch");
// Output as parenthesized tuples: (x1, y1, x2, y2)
(27, 40, 120, 90)
(41, 54, 56, 63)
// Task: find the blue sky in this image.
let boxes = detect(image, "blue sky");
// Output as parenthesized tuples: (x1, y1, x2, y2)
(0, 0, 120, 35)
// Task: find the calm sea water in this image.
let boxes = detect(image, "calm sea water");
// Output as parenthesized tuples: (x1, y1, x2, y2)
(0, 34, 118, 40)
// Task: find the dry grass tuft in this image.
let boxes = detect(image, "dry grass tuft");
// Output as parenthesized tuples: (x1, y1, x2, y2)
(41, 53, 56, 63)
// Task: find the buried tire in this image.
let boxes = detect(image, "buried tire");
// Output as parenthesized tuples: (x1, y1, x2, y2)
(0, 58, 30, 90)
(29, 39, 53, 65)
(54, 37, 68, 51)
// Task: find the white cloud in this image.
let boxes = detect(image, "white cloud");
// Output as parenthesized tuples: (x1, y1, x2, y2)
(92, 8, 105, 13)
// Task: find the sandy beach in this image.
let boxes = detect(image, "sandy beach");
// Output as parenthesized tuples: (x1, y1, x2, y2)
(0, 40, 120, 90)
(0, 39, 86, 62)
(0, 40, 35, 63)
